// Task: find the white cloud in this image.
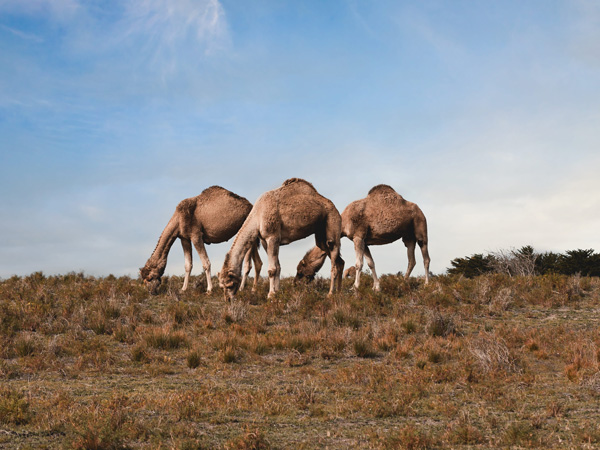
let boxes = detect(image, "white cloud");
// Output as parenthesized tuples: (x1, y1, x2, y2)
(120, 0, 230, 57)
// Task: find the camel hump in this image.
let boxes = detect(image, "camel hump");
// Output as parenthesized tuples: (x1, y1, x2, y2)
(281, 178, 317, 191)
(367, 184, 399, 197)
(201, 185, 227, 196)
(201, 186, 247, 202)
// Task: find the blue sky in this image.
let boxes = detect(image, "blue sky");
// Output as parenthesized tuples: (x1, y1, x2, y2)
(1, 0, 599, 279)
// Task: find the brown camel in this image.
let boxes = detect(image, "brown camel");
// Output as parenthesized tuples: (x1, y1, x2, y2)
(295, 184, 430, 289)
(219, 178, 344, 300)
(140, 186, 262, 294)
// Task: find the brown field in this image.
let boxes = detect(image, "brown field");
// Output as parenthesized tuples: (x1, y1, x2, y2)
(1, 271, 600, 449)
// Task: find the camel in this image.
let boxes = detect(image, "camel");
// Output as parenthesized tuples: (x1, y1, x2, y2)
(219, 178, 344, 300)
(295, 184, 430, 290)
(140, 186, 262, 294)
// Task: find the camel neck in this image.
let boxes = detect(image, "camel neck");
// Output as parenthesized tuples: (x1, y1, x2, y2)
(149, 216, 179, 268)
(225, 219, 258, 273)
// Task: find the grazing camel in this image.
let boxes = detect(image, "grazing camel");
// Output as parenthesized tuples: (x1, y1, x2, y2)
(219, 178, 344, 300)
(140, 186, 262, 294)
(295, 184, 430, 290)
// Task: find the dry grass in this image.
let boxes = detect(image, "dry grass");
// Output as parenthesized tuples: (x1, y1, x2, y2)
(1, 272, 600, 448)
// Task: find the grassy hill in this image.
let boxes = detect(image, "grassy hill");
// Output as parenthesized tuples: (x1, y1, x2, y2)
(1, 272, 600, 449)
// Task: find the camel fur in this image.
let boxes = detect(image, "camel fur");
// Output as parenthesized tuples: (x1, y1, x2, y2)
(295, 184, 430, 290)
(219, 178, 343, 300)
(140, 186, 261, 294)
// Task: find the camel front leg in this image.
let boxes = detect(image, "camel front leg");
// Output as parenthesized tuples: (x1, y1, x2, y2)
(192, 236, 213, 293)
(353, 237, 365, 290)
(363, 245, 380, 292)
(251, 244, 263, 292)
(404, 239, 417, 281)
(181, 238, 193, 291)
(265, 238, 281, 299)
(239, 248, 252, 291)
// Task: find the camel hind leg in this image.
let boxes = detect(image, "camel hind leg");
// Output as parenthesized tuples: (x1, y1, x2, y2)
(352, 237, 365, 291)
(404, 239, 417, 281)
(363, 245, 380, 291)
(315, 237, 342, 295)
(419, 240, 431, 284)
(181, 238, 193, 291)
(404, 238, 430, 284)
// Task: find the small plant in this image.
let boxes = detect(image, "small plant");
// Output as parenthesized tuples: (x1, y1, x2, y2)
(401, 319, 417, 334)
(130, 344, 149, 363)
(144, 327, 188, 350)
(503, 421, 536, 447)
(0, 387, 30, 425)
(383, 424, 438, 450)
(221, 346, 239, 364)
(427, 350, 443, 364)
(225, 427, 270, 450)
(223, 300, 247, 324)
(426, 311, 457, 337)
(353, 336, 377, 358)
(468, 333, 520, 374)
(186, 350, 202, 369)
(14, 334, 36, 357)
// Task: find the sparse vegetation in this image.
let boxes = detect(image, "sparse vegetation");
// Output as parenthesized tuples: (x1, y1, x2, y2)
(1, 271, 600, 448)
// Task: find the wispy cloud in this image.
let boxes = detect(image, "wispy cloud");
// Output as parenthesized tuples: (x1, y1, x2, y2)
(0, 24, 44, 42)
(119, 0, 230, 58)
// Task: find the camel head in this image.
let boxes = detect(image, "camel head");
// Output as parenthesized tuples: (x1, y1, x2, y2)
(139, 265, 163, 295)
(218, 270, 241, 301)
(343, 266, 356, 279)
(295, 246, 328, 284)
(295, 258, 317, 284)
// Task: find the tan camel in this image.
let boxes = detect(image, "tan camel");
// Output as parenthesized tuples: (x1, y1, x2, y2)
(140, 186, 262, 294)
(295, 185, 430, 290)
(219, 178, 344, 300)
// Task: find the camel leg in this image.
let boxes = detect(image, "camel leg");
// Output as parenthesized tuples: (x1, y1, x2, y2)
(327, 245, 341, 296)
(335, 254, 345, 292)
(363, 245, 380, 292)
(265, 238, 281, 299)
(419, 240, 431, 284)
(181, 238, 193, 291)
(352, 237, 365, 290)
(240, 248, 253, 291)
(404, 239, 417, 281)
(251, 244, 263, 292)
(192, 236, 213, 293)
